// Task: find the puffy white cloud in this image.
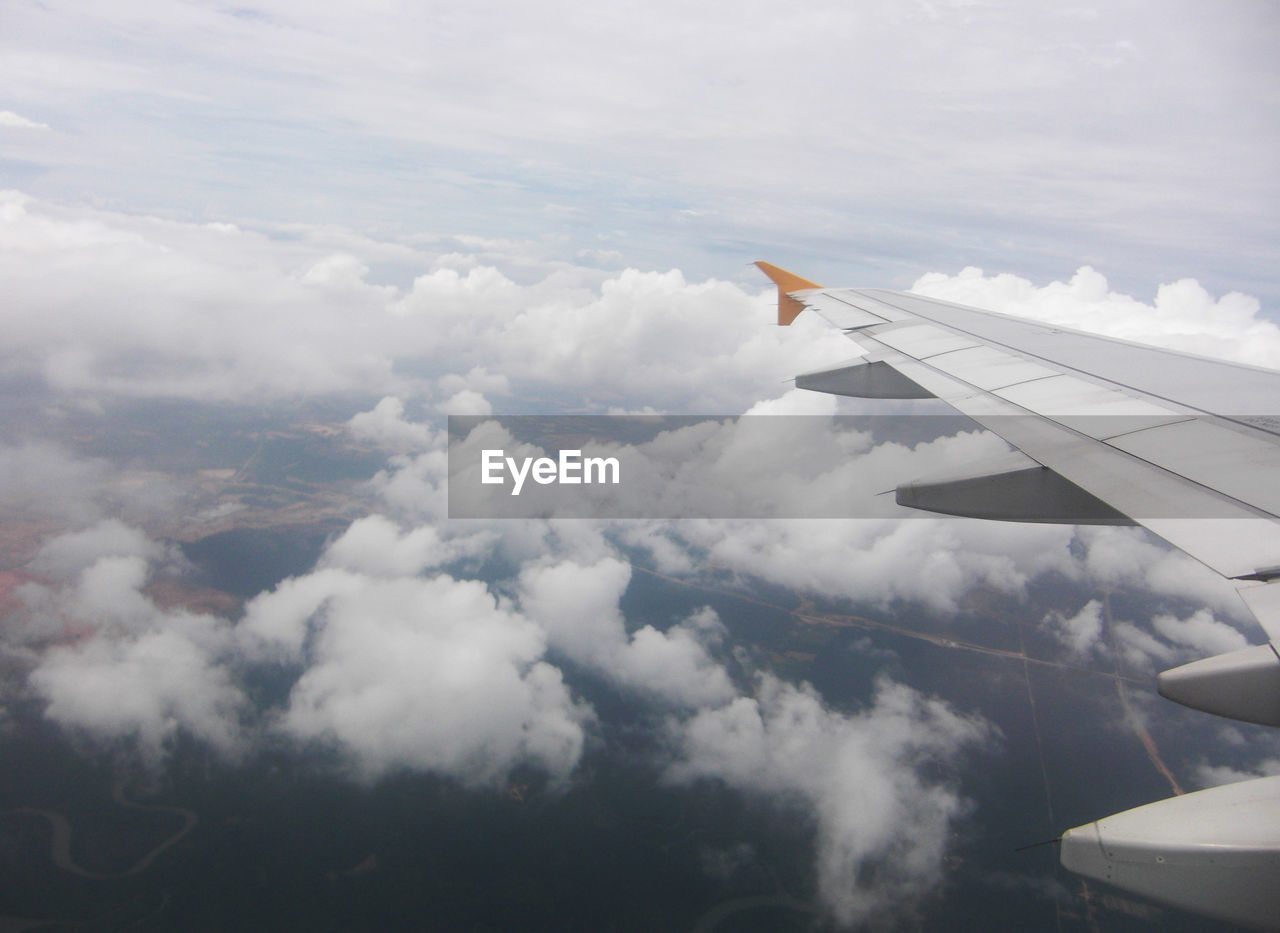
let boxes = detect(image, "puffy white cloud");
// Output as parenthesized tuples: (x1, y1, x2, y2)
(518, 557, 736, 710)
(0, 193, 410, 399)
(1108, 610, 1252, 673)
(31, 518, 167, 580)
(346, 396, 437, 453)
(237, 568, 368, 661)
(272, 573, 590, 787)
(15, 525, 246, 761)
(1110, 620, 1176, 673)
(912, 266, 1280, 368)
(1194, 757, 1280, 789)
(437, 366, 509, 398)
(30, 613, 245, 760)
(1075, 526, 1246, 620)
(4, 188, 1273, 434)
(0, 193, 847, 411)
(665, 674, 990, 927)
(1044, 599, 1105, 657)
(648, 516, 1076, 615)
(1151, 608, 1250, 658)
(390, 264, 848, 412)
(318, 514, 493, 578)
(436, 389, 492, 416)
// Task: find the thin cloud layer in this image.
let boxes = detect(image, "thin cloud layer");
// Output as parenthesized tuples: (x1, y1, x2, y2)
(4, 3, 1276, 298)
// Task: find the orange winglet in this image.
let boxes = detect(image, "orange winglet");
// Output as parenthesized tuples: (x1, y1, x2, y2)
(755, 261, 822, 326)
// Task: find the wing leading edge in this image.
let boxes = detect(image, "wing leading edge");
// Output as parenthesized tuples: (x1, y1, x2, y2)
(759, 261, 1280, 929)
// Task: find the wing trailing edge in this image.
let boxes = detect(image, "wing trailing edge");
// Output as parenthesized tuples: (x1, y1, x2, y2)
(795, 359, 934, 399)
(895, 449, 1134, 525)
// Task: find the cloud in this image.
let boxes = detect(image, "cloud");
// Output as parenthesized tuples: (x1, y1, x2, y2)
(0, 110, 49, 130)
(8, 503, 993, 927)
(0, 193, 846, 409)
(0, 443, 112, 522)
(266, 572, 590, 787)
(5, 2, 1276, 298)
(1075, 526, 1245, 620)
(1040, 598, 1254, 676)
(1110, 620, 1175, 673)
(31, 518, 166, 579)
(643, 516, 1077, 615)
(347, 396, 437, 453)
(1194, 757, 1280, 789)
(317, 513, 492, 578)
(30, 614, 245, 760)
(16, 526, 246, 761)
(1151, 608, 1250, 658)
(1044, 593, 1254, 672)
(518, 557, 736, 710)
(437, 366, 509, 397)
(436, 389, 492, 416)
(1044, 599, 1105, 657)
(357, 394, 1256, 659)
(665, 673, 990, 927)
(389, 264, 848, 412)
(912, 266, 1280, 368)
(4, 188, 1274, 433)
(7, 385, 1261, 928)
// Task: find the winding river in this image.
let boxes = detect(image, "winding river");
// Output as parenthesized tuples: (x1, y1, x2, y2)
(5, 778, 198, 880)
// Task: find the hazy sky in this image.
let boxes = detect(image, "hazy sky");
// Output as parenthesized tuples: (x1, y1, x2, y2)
(3, 0, 1277, 302)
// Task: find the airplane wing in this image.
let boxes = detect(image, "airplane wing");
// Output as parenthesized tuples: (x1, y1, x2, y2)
(758, 261, 1280, 928)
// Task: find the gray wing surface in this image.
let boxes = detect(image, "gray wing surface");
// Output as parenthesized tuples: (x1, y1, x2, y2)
(759, 262, 1280, 929)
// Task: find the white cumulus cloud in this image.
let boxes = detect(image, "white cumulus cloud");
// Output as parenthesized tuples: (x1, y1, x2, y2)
(18, 526, 246, 762)
(1044, 599, 1105, 657)
(518, 557, 737, 710)
(912, 266, 1280, 368)
(275, 572, 590, 787)
(665, 674, 990, 927)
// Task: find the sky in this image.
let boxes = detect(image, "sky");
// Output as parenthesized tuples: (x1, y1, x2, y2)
(3, 0, 1278, 302)
(3, 1, 1280, 928)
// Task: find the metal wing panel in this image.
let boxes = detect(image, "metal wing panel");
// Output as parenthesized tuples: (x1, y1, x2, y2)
(923, 345, 1059, 391)
(872, 324, 981, 358)
(805, 288, 916, 323)
(857, 288, 1280, 419)
(785, 285, 1280, 582)
(1240, 581, 1280, 642)
(1107, 419, 1280, 519)
(788, 289, 889, 330)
